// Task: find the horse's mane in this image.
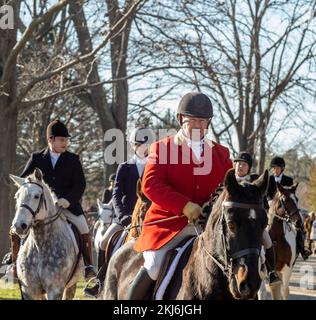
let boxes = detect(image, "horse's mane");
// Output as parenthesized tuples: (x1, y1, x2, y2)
(207, 189, 227, 231)
(126, 198, 144, 240)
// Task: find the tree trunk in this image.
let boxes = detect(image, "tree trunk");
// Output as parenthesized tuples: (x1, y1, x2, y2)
(0, 0, 19, 259)
(70, 0, 137, 186)
(0, 107, 18, 259)
(69, 1, 118, 186)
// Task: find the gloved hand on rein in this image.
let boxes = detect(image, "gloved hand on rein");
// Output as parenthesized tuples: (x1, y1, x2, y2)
(183, 201, 202, 223)
(57, 198, 70, 209)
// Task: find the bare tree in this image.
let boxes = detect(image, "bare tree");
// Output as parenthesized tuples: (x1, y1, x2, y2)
(132, 0, 316, 172)
(0, 0, 142, 258)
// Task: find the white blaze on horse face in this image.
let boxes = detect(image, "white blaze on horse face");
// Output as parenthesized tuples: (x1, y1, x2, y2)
(13, 183, 47, 234)
(13, 186, 34, 234)
(249, 209, 256, 220)
(98, 202, 114, 224)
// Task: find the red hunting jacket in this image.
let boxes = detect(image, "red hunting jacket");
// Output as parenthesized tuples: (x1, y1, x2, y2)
(134, 130, 232, 252)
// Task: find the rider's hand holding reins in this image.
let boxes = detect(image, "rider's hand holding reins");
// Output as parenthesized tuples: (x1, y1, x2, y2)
(57, 198, 70, 209)
(183, 201, 202, 224)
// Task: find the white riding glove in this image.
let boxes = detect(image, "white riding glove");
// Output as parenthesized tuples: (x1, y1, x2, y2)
(57, 198, 70, 209)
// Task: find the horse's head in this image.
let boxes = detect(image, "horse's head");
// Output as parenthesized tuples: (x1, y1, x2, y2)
(97, 199, 114, 224)
(209, 168, 269, 299)
(269, 182, 301, 227)
(10, 168, 50, 236)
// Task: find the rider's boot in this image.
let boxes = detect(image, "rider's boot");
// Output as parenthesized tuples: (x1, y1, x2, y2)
(296, 228, 311, 261)
(126, 267, 156, 300)
(10, 231, 21, 278)
(265, 246, 281, 287)
(83, 250, 106, 298)
(82, 233, 97, 280)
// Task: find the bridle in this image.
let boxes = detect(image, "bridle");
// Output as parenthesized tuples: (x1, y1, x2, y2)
(18, 182, 61, 227)
(200, 200, 263, 278)
(272, 193, 300, 224)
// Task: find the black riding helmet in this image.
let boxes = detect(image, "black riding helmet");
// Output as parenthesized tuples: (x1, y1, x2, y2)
(234, 152, 253, 171)
(270, 156, 285, 169)
(46, 119, 70, 139)
(129, 127, 155, 145)
(177, 92, 213, 125)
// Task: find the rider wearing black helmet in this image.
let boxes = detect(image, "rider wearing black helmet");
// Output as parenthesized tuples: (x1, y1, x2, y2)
(234, 152, 281, 286)
(84, 126, 154, 298)
(9, 119, 96, 281)
(233, 152, 259, 182)
(101, 173, 116, 204)
(267, 157, 292, 201)
(267, 156, 310, 260)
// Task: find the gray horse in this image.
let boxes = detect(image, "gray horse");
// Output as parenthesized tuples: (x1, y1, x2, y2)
(93, 199, 115, 254)
(10, 168, 83, 300)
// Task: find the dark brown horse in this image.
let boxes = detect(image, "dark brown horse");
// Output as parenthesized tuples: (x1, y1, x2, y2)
(267, 183, 300, 300)
(102, 168, 269, 300)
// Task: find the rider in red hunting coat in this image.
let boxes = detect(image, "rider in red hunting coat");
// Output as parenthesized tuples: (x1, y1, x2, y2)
(127, 92, 233, 299)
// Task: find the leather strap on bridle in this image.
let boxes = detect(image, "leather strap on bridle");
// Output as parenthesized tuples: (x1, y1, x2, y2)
(199, 200, 261, 278)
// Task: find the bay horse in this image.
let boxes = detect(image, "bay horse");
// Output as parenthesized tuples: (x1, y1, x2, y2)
(102, 168, 269, 300)
(125, 179, 151, 243)
(10, 168, 83, 300)
(267, 183, 300, 300)
(93, 199, 115, 254)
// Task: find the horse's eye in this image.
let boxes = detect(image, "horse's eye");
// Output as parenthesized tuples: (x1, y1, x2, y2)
(34, 195, 40, 199)
(227, 221, 236, 232)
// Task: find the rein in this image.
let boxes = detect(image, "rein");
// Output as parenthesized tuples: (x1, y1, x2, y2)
(124, 215, 181, 231)
(198, 200, 262, 278)
(271, 196, 299, 225)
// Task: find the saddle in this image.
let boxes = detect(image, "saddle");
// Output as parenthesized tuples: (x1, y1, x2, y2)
(105, 229, 128, 263)
(152, 236, 196, 300)
(66, 220, 82, 255)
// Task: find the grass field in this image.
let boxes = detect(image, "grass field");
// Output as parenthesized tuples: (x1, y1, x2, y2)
(0, 277, 93, 300)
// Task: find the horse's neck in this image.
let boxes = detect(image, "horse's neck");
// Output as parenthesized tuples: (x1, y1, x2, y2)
(188, 237, 229, 299)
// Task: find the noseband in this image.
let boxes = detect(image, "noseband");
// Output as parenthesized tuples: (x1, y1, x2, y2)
(201, 201, 262, 277)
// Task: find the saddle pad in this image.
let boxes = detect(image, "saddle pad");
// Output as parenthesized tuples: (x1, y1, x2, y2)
(155, 237, 195, 300)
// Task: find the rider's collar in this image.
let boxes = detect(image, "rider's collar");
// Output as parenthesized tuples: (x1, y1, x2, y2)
(274, 173, 283, 183)
(174, 129, 214, 148)
(235, 175, 250, 183)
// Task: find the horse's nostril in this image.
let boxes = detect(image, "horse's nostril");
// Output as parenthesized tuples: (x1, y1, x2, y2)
(21, 223, 28, 230)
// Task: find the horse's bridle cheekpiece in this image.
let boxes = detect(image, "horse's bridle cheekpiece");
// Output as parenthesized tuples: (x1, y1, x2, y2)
(201, 200, 263, 277)
(20, 182, 47, 217)
(19, 181, 61, 226)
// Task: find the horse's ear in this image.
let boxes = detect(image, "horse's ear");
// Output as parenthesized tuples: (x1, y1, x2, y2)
(291, 182, 299, 193)
(276, 182, 285, 193)
(9, 174, 25, 187)
(224, 168, 240, 195)
(252, 169, 269, 195)
(33, 168, 43, 181)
